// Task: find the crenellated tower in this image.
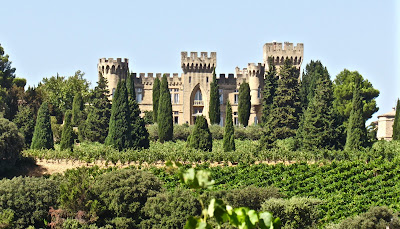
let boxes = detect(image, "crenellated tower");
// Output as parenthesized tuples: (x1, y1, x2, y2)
(98, 58, 129, 98)
(263, 41, 304, 75)
(181, 52, 216, 124)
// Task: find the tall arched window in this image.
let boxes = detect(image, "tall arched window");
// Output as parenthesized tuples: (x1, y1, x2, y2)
(195, 90, 202, 101)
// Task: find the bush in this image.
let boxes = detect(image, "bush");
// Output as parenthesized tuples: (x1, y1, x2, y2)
(92, 168, 163, 227)
(173, 124, 192, 141)
(0, 118, 24, 172)
(209, 124, 224, 140)
(333, 206, 400, 229)
(187, 116, 212, 151)
(0, 177, 59, 228)
(261, 197, 322, 229)
(140, 188, 201, 228)
(147, 124, 158, 141)
(51, 116, 62, 144)
(223, 186, 281, 211)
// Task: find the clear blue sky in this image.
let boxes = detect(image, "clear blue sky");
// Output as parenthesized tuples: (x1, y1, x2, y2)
(2, 0, 399, 122)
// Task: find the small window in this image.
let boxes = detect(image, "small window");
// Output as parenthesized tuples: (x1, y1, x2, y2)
(258, 87, 261, 98)
(135, 88, 143, 103)
(234, 117, 239, 126)
(189, 77, 191, 83)
(112, 88, 116, 98)
(206, 77, 209, 83)
(234, 94, 238, 104)
(174, 93, 179, 104)
(219, 89, 223, 104)
(174, 111, 179, 115)
(233, 112, 238, 116)
(254, 116, 258, 124)
(219, 114, 224, 126)
(174, 116, 179, 124)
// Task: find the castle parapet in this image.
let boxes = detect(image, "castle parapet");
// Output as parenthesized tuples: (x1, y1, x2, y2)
(217, 73, 236, 85)
(181, 51, 216, 72)
(247, 63, 265, 76)
(263, 41, 304, 70)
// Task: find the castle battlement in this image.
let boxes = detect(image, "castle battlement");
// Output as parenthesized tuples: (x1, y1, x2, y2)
(263, 41, 304, 70)
(131, 73, 182, 86)
(247, 63, 265, 76)
(99, 58, 129, 64)
(181, 51, 216, 72)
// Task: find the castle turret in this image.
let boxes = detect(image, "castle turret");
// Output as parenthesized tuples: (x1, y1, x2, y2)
(247, 63, 264, 106)
(98, 58, 129, 98)
(263, 41, 304, 75)
(181, 52, 216, 73)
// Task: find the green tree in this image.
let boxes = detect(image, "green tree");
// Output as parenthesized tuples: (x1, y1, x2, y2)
(392, 99, 400, 140)
(4, 85, 23, 120)
(105, 80, 132, 150)
(157, 74, 173, 142)
(152, 77, 161, 123)
(82, 73, 111, 143)
(60, 110, 74, 151)
(297, 76, 339, 150)
(71, 92, 83, 126)
(39, 71, 90, 122)
(261, 59, 301, 147)
(223, 101, 235, 152)
(238, 82, 251, 127)
(209, 68, 221, 124)
(345, 80, 367, 151)
(0, 118, 24, 172)
(31, 102, 54, 149)
(127, 73, 149, 149)
(262, 58, 278, 123)
(300, 60, 330, 111)
(333, 69, 380, 122)
(0, 44, 16, 89)
(187, 115, 213, 151)
(13, 106, 35, 147)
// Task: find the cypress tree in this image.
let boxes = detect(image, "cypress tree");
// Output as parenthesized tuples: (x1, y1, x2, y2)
(60, 110, 74, 151)
(299, 60, 330, 111)
(261, 59, 301, 148)
(208, 68, 221, 124)
(72, 92, 84, 126)
(297, 77, 338, 149)
(152, 77, 161, 123)
(83, 73, 111, 143)
(105, 80, 132, 150)
(187, 115, 212, 151)
(13, 105, 35, 147)
(345, 81, 367, 150)
(157, 74, 173, 142)
(223, 101, 235, 152)
(127, 73, 149, 149)
(262, 58, 278, 123)
(238, 82, 251, 127)
(31, 102, 54, 149)
(392, 99, 400, 140)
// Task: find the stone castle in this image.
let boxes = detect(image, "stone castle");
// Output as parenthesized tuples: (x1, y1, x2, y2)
(98, 41, 304, 125)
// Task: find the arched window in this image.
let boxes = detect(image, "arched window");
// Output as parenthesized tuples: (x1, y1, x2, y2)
(195, 90, 202, 101)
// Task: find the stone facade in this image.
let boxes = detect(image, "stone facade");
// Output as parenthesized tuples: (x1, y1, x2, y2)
(377, 108, 396, 140)
(98, 42, 304, 126)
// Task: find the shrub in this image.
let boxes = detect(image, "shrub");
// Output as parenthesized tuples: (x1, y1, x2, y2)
(187, 116, 212, 151)
(209, 124, 224, 140)
(51, 116, 62, 144)
(0, 177, 59, 229)
(147, 124, 158, 141)
(223, 186, 281, 211)
(31, 102, 54, 149)
(60, 110, 74, 151)
(0, 118, 24, 172)
(173, 124, 191, 141)
(12, 106, 35, 148)
(334, 206, 400, 229)
(261, 197, 322, 229)
(92, 169, 163, 227)
(140, 188, 201, 228)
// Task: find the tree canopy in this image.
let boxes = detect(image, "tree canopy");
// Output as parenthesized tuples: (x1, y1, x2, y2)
(238, 82, 251, 127)
(333, 69, 379, 122)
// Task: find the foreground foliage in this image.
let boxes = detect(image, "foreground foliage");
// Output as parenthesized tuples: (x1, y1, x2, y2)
(0, 118, 24, 172)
